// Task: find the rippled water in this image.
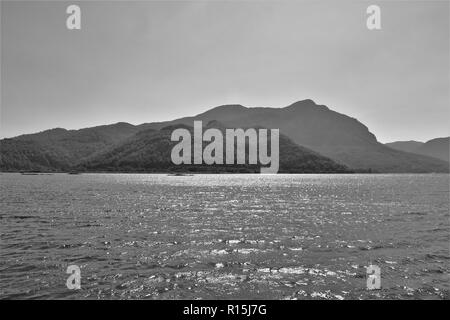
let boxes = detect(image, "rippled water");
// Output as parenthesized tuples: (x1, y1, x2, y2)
(0, 173, 449, 300)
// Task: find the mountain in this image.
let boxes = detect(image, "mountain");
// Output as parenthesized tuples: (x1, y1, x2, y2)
(78, 122, 350, 173)
(414, 138, 449, 162)
(0, 138, 69, 171)
(0, 123, 140, 171)
(1, 100, 448, 173)
(385, 141, 424, 153)
(138, 100, 449, 173)
(386, 137, 449, 162)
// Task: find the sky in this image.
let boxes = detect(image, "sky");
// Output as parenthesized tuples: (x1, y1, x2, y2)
(1, 0, 449, 143)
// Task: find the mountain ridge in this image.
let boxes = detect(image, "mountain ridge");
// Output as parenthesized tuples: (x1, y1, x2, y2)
(135, 100, 447, 172)
(77, 122, 350, 173)
(386, 137, 449, 162)
(1, 100, 448, 173)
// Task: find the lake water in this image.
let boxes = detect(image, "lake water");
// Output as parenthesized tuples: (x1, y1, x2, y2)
(0, 173, 449, 300)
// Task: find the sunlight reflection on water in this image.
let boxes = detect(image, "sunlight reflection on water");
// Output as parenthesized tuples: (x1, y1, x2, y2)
(0, 173, 448, 299)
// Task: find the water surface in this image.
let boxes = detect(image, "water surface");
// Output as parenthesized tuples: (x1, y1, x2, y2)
(0, 173, 448, 299)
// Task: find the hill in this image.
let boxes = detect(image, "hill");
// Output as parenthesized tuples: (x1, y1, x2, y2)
(1, 100, 448, 173)
(386, 137, 449, 162)
(0, 123, 140, 171)
(138, 100, 449, 173)
(78, 122, 350, 173)
(385, 141, 424, 153)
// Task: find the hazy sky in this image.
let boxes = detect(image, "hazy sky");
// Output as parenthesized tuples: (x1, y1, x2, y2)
(1, 0, 449, 142)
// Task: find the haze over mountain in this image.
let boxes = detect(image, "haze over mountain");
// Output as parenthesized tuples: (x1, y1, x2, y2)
(385, 141, 425, 153)
(415, 138, 449, 162)
(386, 137, 449, 162)
(0, 100, 448, 173)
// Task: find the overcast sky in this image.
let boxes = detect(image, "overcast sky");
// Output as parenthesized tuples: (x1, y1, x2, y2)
(1, 0, 449, 142)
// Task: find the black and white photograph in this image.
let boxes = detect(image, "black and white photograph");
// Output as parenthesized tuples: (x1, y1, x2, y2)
(0, 0, 449, 307)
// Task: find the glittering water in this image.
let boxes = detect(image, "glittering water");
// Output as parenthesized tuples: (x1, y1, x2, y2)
(0, 173, 449, 300)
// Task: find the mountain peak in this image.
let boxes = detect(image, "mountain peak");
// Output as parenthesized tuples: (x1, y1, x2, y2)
(286, 99, 317, 107)
(207, 104, 247, 113)
(195, 104, 249, 121)
(113, 122, 133, 127)
(216, 103, 246, 108)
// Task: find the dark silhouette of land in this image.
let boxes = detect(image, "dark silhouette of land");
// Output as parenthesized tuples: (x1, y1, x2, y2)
(1, 100, 448, 173)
